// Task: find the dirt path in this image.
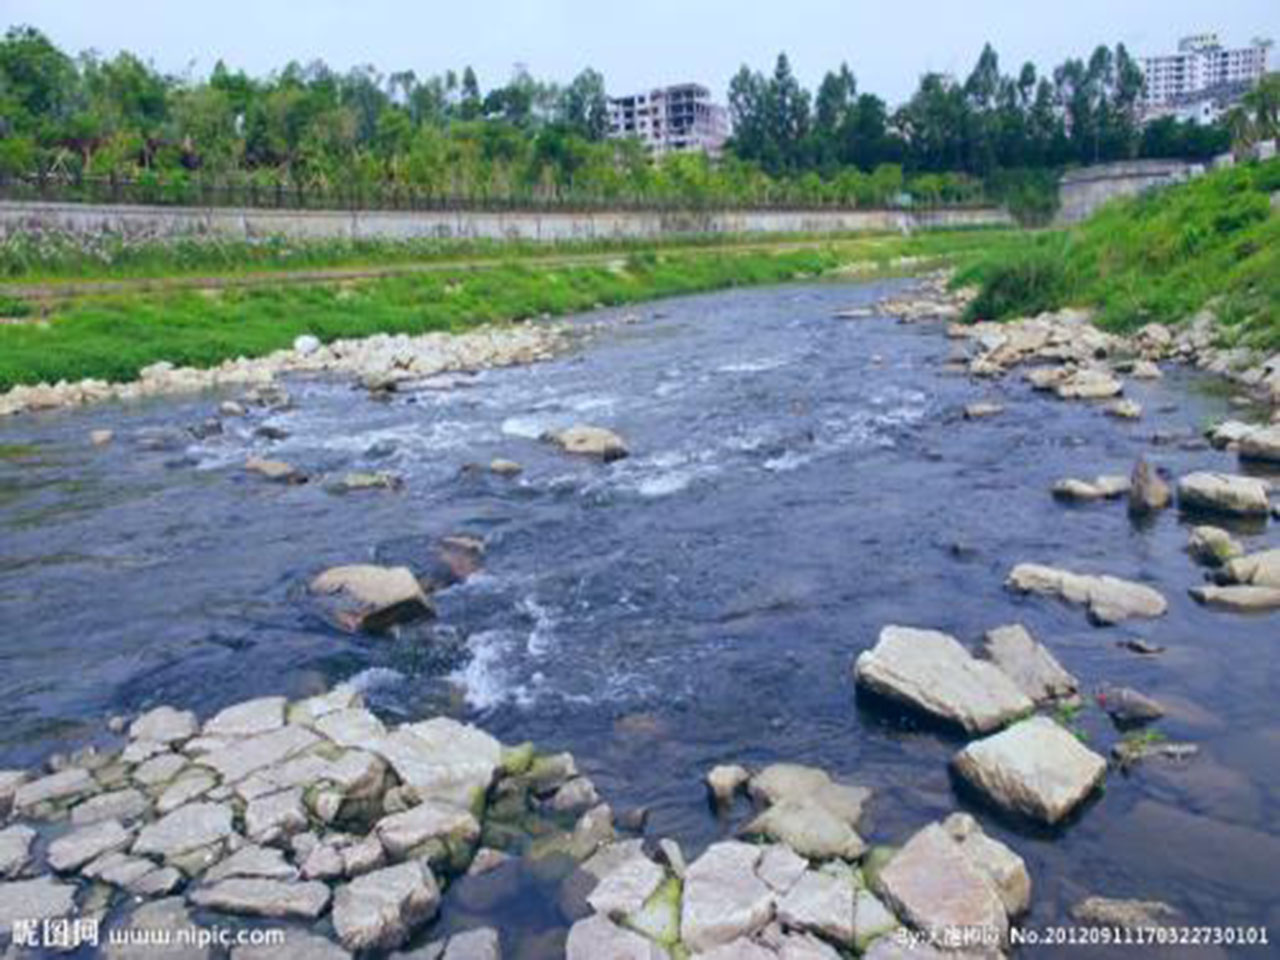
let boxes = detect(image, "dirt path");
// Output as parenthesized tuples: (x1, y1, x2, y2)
(0, 236, 891, 310)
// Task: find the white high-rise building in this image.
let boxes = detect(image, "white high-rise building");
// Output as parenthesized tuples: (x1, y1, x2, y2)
(1140, 34, 1270, 123)
(607, 84, 730, 158)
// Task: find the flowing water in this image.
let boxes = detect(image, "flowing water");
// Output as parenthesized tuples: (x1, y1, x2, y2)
(1, 279, 1278, 953)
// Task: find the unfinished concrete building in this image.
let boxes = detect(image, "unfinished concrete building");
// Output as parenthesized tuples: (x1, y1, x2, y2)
(607, 83, 730, 158)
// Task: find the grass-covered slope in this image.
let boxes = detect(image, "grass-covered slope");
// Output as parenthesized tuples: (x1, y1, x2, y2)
(960, 158, 1280, 351)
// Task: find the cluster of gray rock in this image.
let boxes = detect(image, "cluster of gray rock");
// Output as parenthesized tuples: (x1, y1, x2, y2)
(0, 325, 569, 419)
(0, 685, 643, 959)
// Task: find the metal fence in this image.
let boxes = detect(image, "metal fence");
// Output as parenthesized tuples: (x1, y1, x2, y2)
(0, 173, 991, 214)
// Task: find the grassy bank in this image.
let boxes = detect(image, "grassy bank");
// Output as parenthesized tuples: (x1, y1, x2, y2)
(0, 229, 1018, 392)
(959, 158, 1280, 351)
(0, 223, 1003, 286)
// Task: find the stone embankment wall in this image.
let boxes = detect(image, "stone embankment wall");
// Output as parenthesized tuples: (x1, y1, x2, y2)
(0, 200, 1010, 242)
(1056, 160, 1199, 224)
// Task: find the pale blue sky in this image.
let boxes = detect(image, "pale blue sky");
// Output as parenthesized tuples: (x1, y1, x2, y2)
(4, 0, 1277, 104)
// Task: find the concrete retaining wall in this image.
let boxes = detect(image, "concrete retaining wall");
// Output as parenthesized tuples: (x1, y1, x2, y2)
(1056, 160, 1201, 224)
(0, 200, 1011, 242)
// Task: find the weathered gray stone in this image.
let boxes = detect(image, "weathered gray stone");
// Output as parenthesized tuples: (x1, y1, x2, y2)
(376, 800, 480, 858)
(1189, 584, 1280, 612)
(199, 724, 320, 783)
(1129, 457, 1171, 515)
(853, 889, 900, 952)
(756, 843, 808, 893)
(310, 565, 433, 633)
(157, 772, 217, 815)
(245, 788, 308, 845)
(0, 771, 26, 820)
(48, 818, 132, 873)
(1054, 367, 1123, 400)
(1177, 472, 1271, 516)
(981, 624, 1077, 704)
(287, 685, 362, 727)
(316, 708, 387, 748)
(205, 843, 298, 883)
(189, 877, 331, 919)
(438, 928, 501, 960)
(706, 764, 750, 804)
(0, 825, 35, 879)
(132, 802, 234, 859)
(681, 841, 773, 952)
(0, 875, 77, 937)
(874, 823, 1008, 946)
(550, 777, 600, 813)
(1223, 548, 1280, 588)
(1006, 564, 1167, 624)
(743, 798, 865, 861)
(71, 788, 150, 825)
(941, 813, 1031, 917)
(1187, 525, 1244, 566)
(1237, 424, 1280, 463)
(566, 913, 666, 959)
(375, 718, 501, 808)
(202, 697, 287, 738)
(547, 425, 630, 461)
(952, 716, 1107, 824)
(244, 456, 306, 484)
(854, 626, 1033, 733)
(777, 869, 855, 943)
(130, 707, 199, 745)
(587, 853, 666, 917)
(13, 768, 95, 812)
(332, 861, 441, 952)
(133, 753, 189, 787)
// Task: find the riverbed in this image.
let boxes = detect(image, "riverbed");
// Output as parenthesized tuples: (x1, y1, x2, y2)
(1, 278, 1277, 950)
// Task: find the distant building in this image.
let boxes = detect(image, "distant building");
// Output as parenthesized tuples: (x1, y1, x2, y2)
(607, 84, 730, 158)
(1139, 34, 1270, 124)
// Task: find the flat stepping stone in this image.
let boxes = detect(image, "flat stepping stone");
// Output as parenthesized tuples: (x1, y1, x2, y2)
(854, 626, 1032, 733)
(952, 716, 1107, 824)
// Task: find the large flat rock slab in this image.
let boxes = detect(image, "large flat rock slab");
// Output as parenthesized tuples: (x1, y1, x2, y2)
(981, 624, 1078, 704)
(952, 716, 1107, 824)
(132, 802, 234, 859)
(332, 861, 440, 953)
(1006, 564, 1167, 624)
(680, 841, 773, 952)
(874, 822, 1008, 947)
(1176, 472, 1271, 517)
(189, 878, 331, 919)
(854, 626, 1032, 733)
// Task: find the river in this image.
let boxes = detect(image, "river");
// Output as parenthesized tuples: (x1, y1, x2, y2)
(1, 278, 1277, 952)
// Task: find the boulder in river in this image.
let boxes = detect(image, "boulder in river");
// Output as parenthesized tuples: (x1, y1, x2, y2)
(980, 624, 1077, 705)
(1052, 475, 1129, 502)
(705, 764, 750, 805)
(332, 861, 441, 952)
(1237, 424, 1280, 463)
(1189, 584, 1280, 612)
(1186, 525, 1243, 566)
(244, 456, 307, 485)
(546, 425, 630, 462)
(1104, 398, 1142, 420)
(309, 564, 434, 633)
(1054, 367, 1124, 400)
(1221, 548, 1280, 588)
(1176, 471, 1271, 516)
(951, 716, 1107, 824)
(1006, 563, 1167, 625)
(854, 626, 1033, 734)
(1095, 684, 1165, 726)
(963, 402, 1004, 420)
(873, 821, 1009, 947)
(680, 841, 774, 952)
(1127, 457, 1170, 515)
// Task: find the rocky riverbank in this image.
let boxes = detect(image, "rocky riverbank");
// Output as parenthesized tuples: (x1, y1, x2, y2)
(0, 323, 573, 420)
(0, 682, 1188, 959)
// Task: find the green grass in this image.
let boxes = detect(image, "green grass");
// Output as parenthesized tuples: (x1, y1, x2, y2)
(959, 158, 1280, 352)
(0, 229, 1015, 391)
(0, 225, 1006, 286)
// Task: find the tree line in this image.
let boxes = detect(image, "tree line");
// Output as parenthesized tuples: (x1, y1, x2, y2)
(0, 25, 1248, 215)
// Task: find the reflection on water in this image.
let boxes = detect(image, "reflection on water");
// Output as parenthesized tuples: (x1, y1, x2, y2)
(1, 279, 1278, 944)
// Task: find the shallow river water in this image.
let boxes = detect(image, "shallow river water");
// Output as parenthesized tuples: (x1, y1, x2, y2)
(1, 279, 1278, 954)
